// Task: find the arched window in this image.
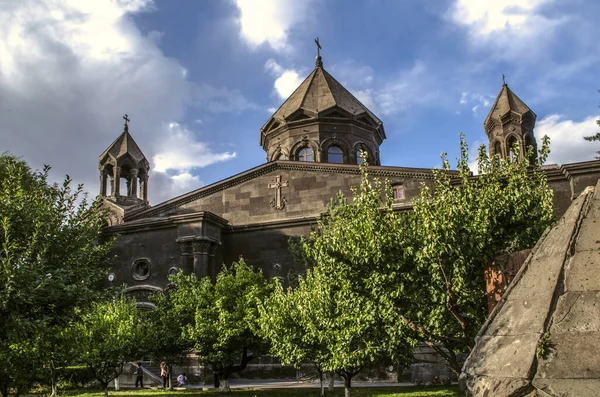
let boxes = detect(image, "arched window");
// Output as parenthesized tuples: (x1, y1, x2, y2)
(507, 136, 518, 161)
(328, 146, 344, 163)
(494, 141, 502, 158)
(298, 148, 314, 162)
(356, 150, 368, 165)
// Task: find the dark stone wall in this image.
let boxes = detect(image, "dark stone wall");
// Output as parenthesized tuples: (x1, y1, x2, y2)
(108, 226, 180, 289)
(175, 167, 429, 225)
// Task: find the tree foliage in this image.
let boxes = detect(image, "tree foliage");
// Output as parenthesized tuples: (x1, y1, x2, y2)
(143, 291, 192, 390)
(0, 154, 113, 397)
(75, 296, 143, 397)
(169, 259, 271, 393)
(295, 136, 554, 377)
(261, 172, 416, 397)
(393, 135, 554, 372)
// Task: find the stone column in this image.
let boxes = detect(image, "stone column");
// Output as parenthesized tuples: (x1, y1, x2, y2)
(130, 168, 139, 198)
(114, 166, 121, 197)
(193, 240, 211, 280)
(141, 175, 148, 202)
(100, 170, 108, 196)
(177, 238, 194, 275)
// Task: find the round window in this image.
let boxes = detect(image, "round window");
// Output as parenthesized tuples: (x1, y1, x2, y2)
(132, 258, 151, 281)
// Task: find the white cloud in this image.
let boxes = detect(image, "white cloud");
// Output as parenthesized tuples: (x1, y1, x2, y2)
(458, 92, 494, 116)
(153, 122, 236, 173)
(265, 59, 304, 99)
(537, 114, 600, 165)
(450, 0, 551, 35)
(0, 0, 237, 205)
(447, 0, 566, 58)
(234, 0, 315, 52)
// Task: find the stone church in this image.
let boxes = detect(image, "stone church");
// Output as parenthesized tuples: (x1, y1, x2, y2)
(99, 54, 600, 305)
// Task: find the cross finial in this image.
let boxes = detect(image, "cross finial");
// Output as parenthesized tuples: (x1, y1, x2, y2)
(314, 37, 323, 68)
(123, 114, 130, 132)
(502, 74, 506, 85)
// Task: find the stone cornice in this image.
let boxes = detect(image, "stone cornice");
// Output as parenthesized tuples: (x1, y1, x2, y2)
(128, 161, 459, 221)
(106, 211, 229, 235)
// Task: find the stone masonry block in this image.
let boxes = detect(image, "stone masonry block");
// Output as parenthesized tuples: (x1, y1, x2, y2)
(485, 297, 549, 336)
(535, 332, 600, 379)
(565, 248, 600, 292)
(464, 334, 539, 378)
(533, 378, 600, 397)
(551, 291, 600, 333)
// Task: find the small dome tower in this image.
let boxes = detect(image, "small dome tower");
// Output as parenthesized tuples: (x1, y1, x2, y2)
(99, 114, 150, 225)
(485, 77, 537, 162)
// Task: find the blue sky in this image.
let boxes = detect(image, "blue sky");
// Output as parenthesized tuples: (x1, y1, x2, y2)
(1, 0, 600, 204)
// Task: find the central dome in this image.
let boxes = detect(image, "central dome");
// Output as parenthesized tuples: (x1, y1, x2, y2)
(260, 56, 385, 165)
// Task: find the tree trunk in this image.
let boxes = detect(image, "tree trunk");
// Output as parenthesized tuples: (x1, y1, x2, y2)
(219, 378, 230, 393)
(319, 371, 324, 397)
(328, 372, 335, 391)
(104, 386, 109, 397)
(168, 364, 173, 391)
(49, 366, 57, 397)
(344, 376, 352, 397)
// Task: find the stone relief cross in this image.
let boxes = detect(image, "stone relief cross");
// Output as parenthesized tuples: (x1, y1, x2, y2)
(269, 175, 289, 210)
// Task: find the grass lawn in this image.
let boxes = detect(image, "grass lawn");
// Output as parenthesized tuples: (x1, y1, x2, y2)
(59, 386, 462, 397)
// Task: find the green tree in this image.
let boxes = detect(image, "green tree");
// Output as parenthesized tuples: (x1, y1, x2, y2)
(297, 167, 417, 397)
(169, 260, 271, 393)
(583, 91, 600, 159)
(395, 135, 553, 373)
(0, 154, 113, 397)
(143, 291, 192, 390)
(76, 296, 143, 397)
(258, 279, 332, 396)
(299, 136, 554, 376)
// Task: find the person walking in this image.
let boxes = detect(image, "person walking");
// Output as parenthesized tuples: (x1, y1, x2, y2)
(177, 373, 187, 387)
(160, 361, 169, 388)
(135, 363, 144, 388)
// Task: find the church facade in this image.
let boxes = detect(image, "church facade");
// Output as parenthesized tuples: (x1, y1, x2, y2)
(99, 55, 600, 304)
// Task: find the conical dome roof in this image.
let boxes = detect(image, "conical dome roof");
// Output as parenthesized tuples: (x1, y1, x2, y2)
(484, 84, 536, 133)
(261, 59, 383, 138)
(100, 130, 147, 163)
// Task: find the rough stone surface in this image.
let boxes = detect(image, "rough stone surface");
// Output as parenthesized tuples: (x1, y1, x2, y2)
(462, 375, 533, 397)
(532, 378, 600, 397)
(462, 181, 600, 396)
(463, 334, 539, 378)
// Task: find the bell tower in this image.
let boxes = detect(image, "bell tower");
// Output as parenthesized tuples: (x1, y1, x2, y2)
(99, 114, 150, 225)
(484, 78, 537, 162)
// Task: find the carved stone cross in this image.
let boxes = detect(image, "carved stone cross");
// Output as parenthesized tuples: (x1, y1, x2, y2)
(269, 175, 289, 210)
